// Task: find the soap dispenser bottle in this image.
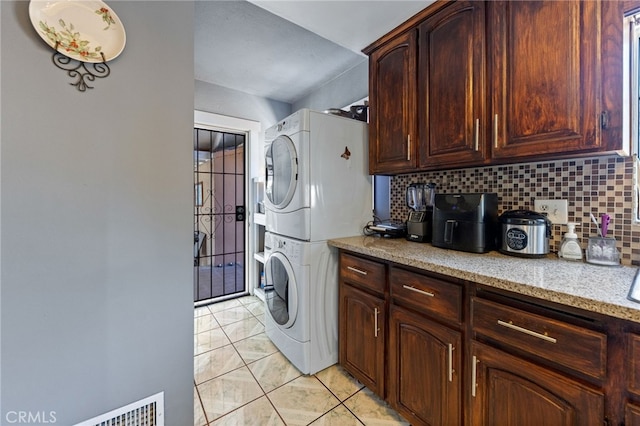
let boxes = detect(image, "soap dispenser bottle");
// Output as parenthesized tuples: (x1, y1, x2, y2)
(559, 222, 583, 261)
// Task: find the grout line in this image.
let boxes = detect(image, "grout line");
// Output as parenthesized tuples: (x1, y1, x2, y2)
(193, 380, 209, 426)
(195, 301, 399, 425)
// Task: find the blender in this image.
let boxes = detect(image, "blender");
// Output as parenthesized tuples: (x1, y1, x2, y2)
(406, 183, 436, 242)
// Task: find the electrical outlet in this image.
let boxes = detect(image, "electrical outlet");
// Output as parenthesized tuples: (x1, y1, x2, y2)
(534, 199, 568, 224)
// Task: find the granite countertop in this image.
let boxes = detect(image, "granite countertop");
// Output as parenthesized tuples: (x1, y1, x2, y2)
(328, 235, 640, 323)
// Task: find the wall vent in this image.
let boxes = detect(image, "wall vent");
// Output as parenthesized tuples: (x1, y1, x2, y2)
(74, 392, 164, 426)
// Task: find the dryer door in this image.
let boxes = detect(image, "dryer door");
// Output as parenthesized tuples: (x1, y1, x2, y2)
(265, 135, 298, 210)
(264, 251, 298, 329)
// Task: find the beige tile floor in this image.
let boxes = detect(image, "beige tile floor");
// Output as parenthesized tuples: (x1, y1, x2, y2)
(194, 295, 410, 425)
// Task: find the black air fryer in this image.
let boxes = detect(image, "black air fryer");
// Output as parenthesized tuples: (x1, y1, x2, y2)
(431, 193, 498, 253)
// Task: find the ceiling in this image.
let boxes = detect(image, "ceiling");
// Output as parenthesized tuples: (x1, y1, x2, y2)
(194, 0, 434, 104)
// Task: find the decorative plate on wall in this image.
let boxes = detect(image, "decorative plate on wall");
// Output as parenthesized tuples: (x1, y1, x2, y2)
(29, 0, 126, 63)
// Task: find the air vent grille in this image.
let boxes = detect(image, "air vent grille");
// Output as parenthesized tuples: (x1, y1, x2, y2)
(74, 392, 164, 426)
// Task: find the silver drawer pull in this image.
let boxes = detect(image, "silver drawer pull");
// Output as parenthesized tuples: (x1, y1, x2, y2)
(497, 320, 557, 343)
(347, 266, 367, 276)
(402, 285, 434, 297)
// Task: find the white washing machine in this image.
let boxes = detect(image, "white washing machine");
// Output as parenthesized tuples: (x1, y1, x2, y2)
(263, 232, 338, 375)
(264, 109, 372, 241)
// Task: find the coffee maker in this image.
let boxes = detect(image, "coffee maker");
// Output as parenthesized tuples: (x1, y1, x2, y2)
(406, 183, 436, 242)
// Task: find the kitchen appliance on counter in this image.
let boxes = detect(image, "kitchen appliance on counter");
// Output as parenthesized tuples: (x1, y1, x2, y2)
(432, 193, 498, 253)
(498, 210, 551, 258)
(406, 183, 435, 243)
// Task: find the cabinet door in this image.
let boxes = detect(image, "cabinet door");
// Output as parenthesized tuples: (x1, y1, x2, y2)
(388, 305, 461, 426)
(418, 1, 487, 169)
(369, 30, 417, 174)
(489, 1, 601, 160)
(469, 341, 604, 426)
(339, 284, 386, 396)
(626, 401, 640, 426)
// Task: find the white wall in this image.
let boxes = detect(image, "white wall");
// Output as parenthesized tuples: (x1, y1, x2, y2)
(1, 1, 194, 424)
(195, 79, 292, 128)
(292, 59, 368, 112)
(195, 56, 368, 127)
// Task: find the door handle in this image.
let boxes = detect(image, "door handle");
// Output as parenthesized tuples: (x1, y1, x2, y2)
(493, 114, 499, 149)
(374, 307, 380, 337)
(448, 343, 455, 382)
(236, 205, 245, 221)
(406, 134, 411, 161)
(471, 355, 479, 397)
(474, 118, 479, 151)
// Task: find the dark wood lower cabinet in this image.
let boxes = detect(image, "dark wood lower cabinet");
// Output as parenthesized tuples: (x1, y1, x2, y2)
(388, 305, 461, 426)
(339, 284, 385, 396)
(337, 250, 640, 425)
(469, 341, 604, 426)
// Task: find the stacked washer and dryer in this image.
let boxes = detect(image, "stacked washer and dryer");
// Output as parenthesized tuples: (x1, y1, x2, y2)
(262, 108, 371, 375)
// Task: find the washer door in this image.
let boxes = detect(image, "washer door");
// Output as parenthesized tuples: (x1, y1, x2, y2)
(265, 135, 298, 210)
(264, 251, 298, 329)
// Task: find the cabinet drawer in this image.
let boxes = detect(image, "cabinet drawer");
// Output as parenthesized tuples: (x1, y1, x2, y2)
(340, 253, 386, 295)
(471, 297, 606, 380)
(390, 267, 462, 325)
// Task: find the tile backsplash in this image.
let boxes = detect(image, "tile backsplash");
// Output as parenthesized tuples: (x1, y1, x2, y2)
(390, 155, 640, 266)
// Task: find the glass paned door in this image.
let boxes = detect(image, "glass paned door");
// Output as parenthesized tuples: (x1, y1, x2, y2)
(194, 128, 246, 303)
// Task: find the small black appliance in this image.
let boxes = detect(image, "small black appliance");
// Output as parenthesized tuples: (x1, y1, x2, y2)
(431, 193, 498, 253)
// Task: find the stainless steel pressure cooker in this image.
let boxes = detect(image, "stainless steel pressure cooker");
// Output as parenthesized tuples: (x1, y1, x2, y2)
(498, 210, 552, 258)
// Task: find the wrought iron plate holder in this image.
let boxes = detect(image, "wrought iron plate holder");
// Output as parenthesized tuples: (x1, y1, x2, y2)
(52, 41, 111, 92)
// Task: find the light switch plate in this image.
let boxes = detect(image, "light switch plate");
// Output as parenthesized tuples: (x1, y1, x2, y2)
(534, 199, 568, 224)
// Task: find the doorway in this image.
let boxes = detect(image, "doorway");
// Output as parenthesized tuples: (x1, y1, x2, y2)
(193, 127, 246, 303)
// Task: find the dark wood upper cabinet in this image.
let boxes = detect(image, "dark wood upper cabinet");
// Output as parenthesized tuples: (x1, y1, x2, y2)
(489, 1, 601, 160)
(365, 0, 611, 174)
(418, 1, 488, 169)
(368, 30, 417, 174)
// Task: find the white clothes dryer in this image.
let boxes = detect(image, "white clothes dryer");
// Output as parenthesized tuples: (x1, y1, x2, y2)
(264, 109, 372, 241)
(263, 232, 338, 375)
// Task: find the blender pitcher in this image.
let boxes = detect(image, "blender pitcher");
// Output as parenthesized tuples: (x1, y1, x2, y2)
(406, 183, 436, 242)
(406, 183, 435, 211)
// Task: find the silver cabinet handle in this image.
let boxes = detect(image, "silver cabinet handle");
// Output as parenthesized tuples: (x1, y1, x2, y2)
(407, 134, 411, 161)
(497, 320, 557, 343)
(402, 285, 434, 298)
(448, 343, 454, 382)
(493, 114, 499, 149)
(347, 266, 367, 276)
(471, 355, 479, 397)
(474, 118, 479, 151)
(374, 307, 380, 338)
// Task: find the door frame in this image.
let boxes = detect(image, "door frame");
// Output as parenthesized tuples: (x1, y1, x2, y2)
(194, 110, 262, 303)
